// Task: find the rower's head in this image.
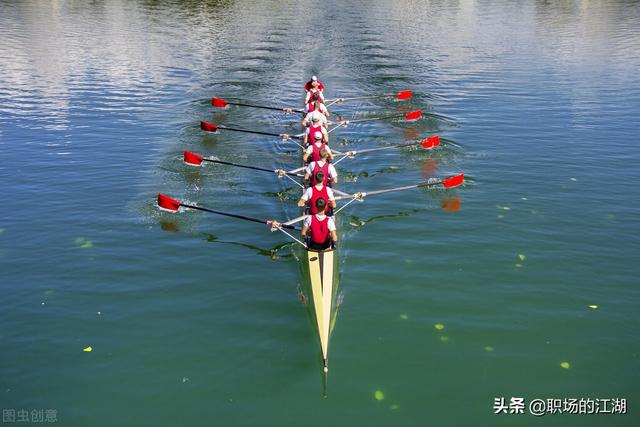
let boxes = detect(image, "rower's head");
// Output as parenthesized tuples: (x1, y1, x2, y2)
(314, 131, 323, 141)
(311, 112, 322, 124)
(315, 197, 327, 213)
(315, 171, 325, 184)
(320, 147, 329, 159)
(311, 92, 319, 102)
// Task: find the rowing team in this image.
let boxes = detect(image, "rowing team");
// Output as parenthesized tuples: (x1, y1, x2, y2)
(275, 75, 339, 251)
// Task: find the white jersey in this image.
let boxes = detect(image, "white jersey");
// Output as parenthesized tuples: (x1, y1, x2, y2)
(304, 112, 328, 128)
(304, 214, 336, 231)
(305, 161, 338, 179)
(300, 185, 335, 202)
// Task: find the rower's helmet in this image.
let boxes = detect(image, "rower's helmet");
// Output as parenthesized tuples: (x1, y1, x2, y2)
(311, 75, 318, 81)
(314, 131, 323, 140)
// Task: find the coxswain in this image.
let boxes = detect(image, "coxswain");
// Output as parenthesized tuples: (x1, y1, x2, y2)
(304, 75, 325, 103)
(301, 198, 337, 251)
(304, 148, 338, 186)
(303, 131, 333, 162)
(297, 171, 336, 214)
(303, 113, 329, 145)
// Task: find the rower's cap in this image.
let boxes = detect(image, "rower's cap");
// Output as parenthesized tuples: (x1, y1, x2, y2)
(311, 75, 318, 81)
(311, 114, 321, 122)
(314, 131, 323, 140)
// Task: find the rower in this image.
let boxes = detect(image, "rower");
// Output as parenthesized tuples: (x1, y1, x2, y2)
(304, 92, 330, 117)
(304, 148, 338, 186)
(302, 110, 329, 129)
(303, 131, 333, 162)
(303, 114, 329, 145)
(304, 75, 325, 103)
(301, 197, 338, 251)
(297, 171, 336, 214)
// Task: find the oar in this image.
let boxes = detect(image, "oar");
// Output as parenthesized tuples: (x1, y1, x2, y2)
(331, 110, 422, 126)
(183, 151, 303, 177)
(325, 89, 412, 104)
(200, 121, 302, 140)
(332, 135, 439, 165)
(334, 173, 464, 201)
(212, 97, 304, 114)
(157, 193, 299, 230)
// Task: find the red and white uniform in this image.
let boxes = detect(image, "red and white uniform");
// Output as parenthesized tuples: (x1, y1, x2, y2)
(304, 112, 328, 128)
(304, 214, 336, 245)
(304, 102, 329, 115)
(301, 185, 335, 214)
(305, 160, 337, 186)
(304, 80, 325, 92)
(306, 124, 328, 142)
(305, 141, 332, 162)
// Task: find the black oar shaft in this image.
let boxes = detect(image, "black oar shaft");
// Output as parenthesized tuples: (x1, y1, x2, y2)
(180, 203, 298, 230)
(203, 158, 300, 177)
(219, 125, 301, 140)
(227, 101, 303, 113)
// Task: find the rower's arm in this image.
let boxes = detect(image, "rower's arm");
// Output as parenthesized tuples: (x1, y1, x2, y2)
(331, 230, 338, 242)
(329, 199, 337, 208)
(301, 224, 309, 237)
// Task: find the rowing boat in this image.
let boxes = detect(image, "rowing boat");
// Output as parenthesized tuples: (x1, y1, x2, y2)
(296, 152, 339, 374)
(160, 85, 464, 385)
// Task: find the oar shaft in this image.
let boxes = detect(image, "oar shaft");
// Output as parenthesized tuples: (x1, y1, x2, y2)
(216, 125, 301, 140)
(203, 158, 301, 177)
(227, 101, 303, 113)
(180, 203, 298, 230)
(341, 112, 405, 124)
(326, 93, 398, 102)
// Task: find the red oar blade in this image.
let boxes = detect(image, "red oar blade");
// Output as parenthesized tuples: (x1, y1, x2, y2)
(200, 121, 219, 132)
(421, 135, 440, 149)
(211, 97, 228, 108)
(157, 193, 182, 212)
(442, 173, 464, 188)
(184, 151, 204, 166)
(405, 110, 422, 121)
(396, 90, 412, 100)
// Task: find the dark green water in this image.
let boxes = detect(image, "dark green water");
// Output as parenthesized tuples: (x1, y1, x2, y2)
(1, 1, 638, 426)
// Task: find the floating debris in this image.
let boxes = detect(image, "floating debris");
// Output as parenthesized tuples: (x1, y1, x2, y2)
(497, 214, 504, 219)
(400, 314, 408, 320)
(75, 237, 94, 249)
(518, 254, 526, 261)
(390, 404, 400, 410)
(434, 323, 445, 331)
(560, 361, 570, 369)
(570, 178, 577, 181)
(484, 346, 494, 352)
(521, 197, 528, 201)
(440, 336, 449, 343)
(182, 377, 189, 383)
(588, 305, 598, 310)
(374, 390, 385, 401)
(83, 346, 92, 352)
